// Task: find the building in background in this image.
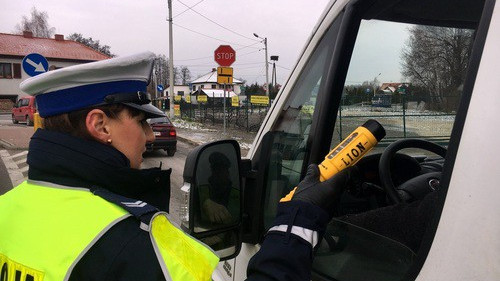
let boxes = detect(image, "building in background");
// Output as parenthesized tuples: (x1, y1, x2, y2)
(189, 68, 243, 105)
(0, 31, 110, 110)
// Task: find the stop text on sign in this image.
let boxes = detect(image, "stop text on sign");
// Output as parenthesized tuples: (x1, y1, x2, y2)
(214, 45, 236, 66)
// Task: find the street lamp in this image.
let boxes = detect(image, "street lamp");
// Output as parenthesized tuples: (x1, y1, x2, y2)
(373, 73, 381, 94)
(253, 33, 270, 96)
(270, 55, 279, 88)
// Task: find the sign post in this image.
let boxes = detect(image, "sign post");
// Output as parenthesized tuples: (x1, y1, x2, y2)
(214, 45, 236, 135)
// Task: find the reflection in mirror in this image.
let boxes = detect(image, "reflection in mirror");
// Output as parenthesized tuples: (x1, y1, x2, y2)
(193, 143, 241, 233)
(199, 230, 238, 258)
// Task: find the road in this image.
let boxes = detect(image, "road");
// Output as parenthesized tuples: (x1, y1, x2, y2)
(142, 141, 195, 224)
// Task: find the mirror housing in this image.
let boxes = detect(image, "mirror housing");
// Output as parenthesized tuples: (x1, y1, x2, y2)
(181, 140, 242, 260)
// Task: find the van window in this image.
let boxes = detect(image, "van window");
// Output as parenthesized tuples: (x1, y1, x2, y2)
(310, 19, 476, 281)
(261, 14, 343, 229)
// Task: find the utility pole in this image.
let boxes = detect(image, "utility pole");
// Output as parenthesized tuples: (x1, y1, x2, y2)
(264, 38, 269, 97)
(168, 0, 175, 118)
(254, 33, 270, 96)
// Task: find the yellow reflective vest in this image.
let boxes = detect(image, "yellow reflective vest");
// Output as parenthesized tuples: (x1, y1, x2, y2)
(0, 180, 219, 281)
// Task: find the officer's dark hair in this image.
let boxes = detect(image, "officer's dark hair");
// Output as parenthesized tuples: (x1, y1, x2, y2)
(43, 104, 142, 141)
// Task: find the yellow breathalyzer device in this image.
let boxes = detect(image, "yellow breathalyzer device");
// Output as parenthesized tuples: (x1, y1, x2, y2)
(280, 119, 385, 202)
(318, 119, 385, 182)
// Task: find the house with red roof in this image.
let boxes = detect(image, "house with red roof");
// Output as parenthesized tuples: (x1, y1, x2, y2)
(0, 31, 110, 108)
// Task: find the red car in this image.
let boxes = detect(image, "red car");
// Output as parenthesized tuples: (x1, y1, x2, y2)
(146, 116, 177, 156)
(12, 96, 37, 126)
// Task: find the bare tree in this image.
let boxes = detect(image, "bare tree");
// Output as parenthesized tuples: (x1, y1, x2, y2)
(154, 54, 179, 87)
(67, 33, 114, 57)
(180, 66, 191, 85)
(401, 26, 473, 111)
(15, 7, 55, 38)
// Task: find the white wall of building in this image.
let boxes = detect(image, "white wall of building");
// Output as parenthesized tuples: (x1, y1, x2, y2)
(0, 57, 83, 99)
(163, 85, 191, 97)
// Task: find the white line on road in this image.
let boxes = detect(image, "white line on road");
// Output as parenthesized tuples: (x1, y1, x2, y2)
(10, 151, 28, 159)
(20, 165, 29, 173)
(0, 150, 25, 186)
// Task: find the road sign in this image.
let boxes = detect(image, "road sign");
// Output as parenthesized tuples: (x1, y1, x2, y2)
(214, 45, 236, 66)
(174, 104, 180, 116)
(22, 53, 48, 77)
(217, 66, 233, 84)
(231, 96, 239, 107)
(157, 85, 164, 92)
(197, 95, 208, 103)
(250, 95, 270, 105)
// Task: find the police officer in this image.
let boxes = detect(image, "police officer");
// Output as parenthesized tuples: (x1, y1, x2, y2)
(0, 52, 218, 281)
(0, 52, 351, 281)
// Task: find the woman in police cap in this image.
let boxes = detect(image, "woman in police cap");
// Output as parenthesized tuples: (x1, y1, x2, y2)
(0, 51, 353, 281)
(0, 52, 219, 281)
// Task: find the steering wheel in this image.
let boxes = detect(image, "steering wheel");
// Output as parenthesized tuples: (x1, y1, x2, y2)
(379, 139, 447, 204)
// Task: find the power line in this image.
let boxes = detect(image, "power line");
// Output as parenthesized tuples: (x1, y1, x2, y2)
(276, 64, 291, 71)
(236, 66, 266, 70)
(174, 44, 260, 62)
(237, 41, 261, 51)
(234, 62, 262, 66)
(173, 23, 249, 46)
(176, 0, 260, 42)
(173, 0, 206, 18)
(238, 49, 261, 57)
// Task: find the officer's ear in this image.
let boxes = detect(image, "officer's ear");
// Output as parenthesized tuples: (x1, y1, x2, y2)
(86, 109, 111, 144)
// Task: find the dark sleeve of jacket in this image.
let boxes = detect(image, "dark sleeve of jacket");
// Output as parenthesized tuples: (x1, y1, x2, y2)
(245, 201, 330, 281)
(69, 217, 166, 281)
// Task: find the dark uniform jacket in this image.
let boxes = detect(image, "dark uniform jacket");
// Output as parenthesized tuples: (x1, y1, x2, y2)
(28, 129, 324, 281)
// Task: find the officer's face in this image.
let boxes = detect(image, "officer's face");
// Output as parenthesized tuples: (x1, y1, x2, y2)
(107, 109, 155, 169)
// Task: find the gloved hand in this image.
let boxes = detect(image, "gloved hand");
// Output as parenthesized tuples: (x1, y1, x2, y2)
(203, 199, 233, 224)
(280, 164, 351, 215)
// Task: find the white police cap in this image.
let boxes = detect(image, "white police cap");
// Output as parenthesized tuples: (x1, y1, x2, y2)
(20, 51, 165, 118)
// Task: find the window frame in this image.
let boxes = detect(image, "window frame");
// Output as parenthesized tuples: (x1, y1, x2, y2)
(0, 63, 13, 79)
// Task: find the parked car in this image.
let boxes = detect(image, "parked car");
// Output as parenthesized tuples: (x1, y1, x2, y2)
(146, 116, 177, 156)
(11, 96, 36, 126)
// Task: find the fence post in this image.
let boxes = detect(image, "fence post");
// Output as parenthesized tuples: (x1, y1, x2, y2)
(338, 104, 343, 141)
(403, 93, 407, 138)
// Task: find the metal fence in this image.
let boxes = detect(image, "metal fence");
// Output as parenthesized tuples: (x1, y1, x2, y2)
(336, 104, 455, 146)
(177, 101, 271, 132)
(174, 100, 456, 144)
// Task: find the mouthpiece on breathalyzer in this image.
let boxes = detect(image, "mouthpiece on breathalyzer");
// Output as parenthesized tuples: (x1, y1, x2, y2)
(318, 119, 385, 182)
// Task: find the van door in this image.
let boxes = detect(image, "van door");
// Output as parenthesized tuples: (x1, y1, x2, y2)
(246, 0, 493, 280)
(12, 100, 23, 121)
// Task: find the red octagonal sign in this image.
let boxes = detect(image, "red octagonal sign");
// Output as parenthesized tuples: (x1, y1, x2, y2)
(214, 45, 236, 66)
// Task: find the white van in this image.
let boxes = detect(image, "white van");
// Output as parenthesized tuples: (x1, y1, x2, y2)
(181, 0, 500, 280)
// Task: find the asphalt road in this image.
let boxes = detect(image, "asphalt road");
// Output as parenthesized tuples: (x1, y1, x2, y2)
(142, 141, 194, 224)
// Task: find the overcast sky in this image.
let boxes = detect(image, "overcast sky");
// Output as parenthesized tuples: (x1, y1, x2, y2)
(2, 0, 333, 85)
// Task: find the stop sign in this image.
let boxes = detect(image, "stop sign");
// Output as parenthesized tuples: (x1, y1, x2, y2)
(214, 45, 236, 66)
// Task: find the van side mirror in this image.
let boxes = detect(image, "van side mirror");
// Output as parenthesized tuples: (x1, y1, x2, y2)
(180, 140, 242, 260)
